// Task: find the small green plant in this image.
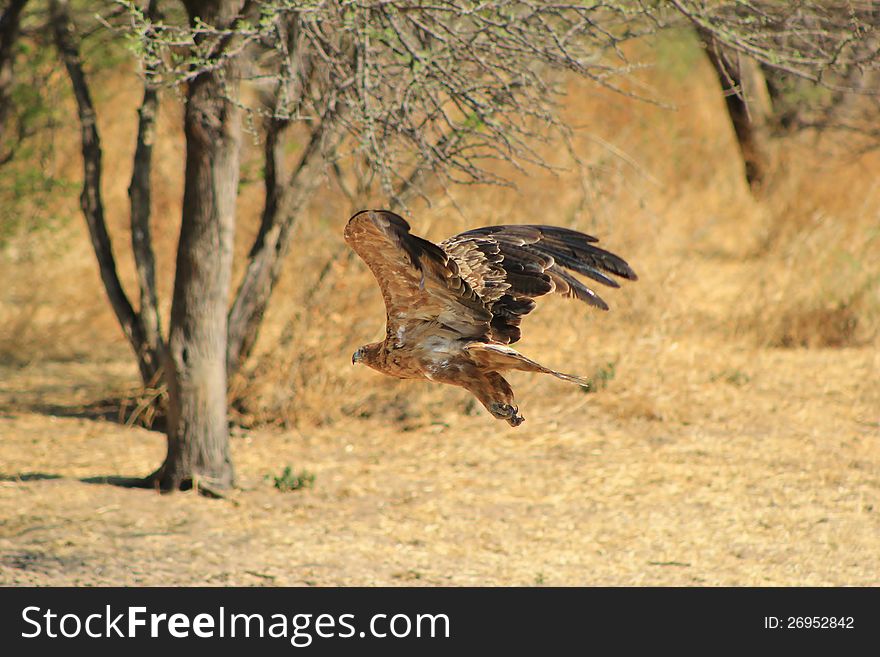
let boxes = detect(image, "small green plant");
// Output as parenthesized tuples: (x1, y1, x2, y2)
(271, 466, 315, 492)
(711, 369, 751, 386)
(582, 361, 617, 394)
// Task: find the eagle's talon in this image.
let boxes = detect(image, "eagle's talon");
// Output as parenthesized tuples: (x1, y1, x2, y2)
(489, 401, 511, 418)
(490, 402, 524, 427)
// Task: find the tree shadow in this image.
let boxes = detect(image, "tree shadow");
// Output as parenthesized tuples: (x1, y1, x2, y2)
(0, 471, 152, 489)
(1, 550, 88, 575)
(0, 472, 64, 482)
(3, 471, 229, 499)
(3, 396, 166, 433)
(80, 475, 153, 489)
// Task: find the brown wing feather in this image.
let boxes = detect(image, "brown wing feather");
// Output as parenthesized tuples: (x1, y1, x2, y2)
(442, 224, 637, 343)
(344, 210, 492, 340)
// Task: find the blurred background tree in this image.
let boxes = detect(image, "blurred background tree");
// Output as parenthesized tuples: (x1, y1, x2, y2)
(679, 1, 880, 190)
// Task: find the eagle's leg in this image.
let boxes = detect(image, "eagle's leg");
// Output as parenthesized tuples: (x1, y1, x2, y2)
(463, 372, 524, 427)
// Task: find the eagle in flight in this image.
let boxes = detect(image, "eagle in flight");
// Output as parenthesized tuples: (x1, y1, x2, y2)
(345, 210, 637, 426)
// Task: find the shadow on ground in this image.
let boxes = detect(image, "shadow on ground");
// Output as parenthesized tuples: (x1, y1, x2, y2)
(0, 397, 166, 433)
(0, 471, 151, 489)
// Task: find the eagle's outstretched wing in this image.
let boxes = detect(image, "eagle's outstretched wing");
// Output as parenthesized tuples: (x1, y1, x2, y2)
(344, 210, 493, 340)
(345, 210, 637, 345)
(442, 224, 638, 343)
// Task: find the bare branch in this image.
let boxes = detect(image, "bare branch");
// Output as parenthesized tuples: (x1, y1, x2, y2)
(51, 0, 155, 384)
(120, 1, 657, 196)
(226, 110, 342, 378)
(670, 1, 880, 88)
(127, 0, 164, 380)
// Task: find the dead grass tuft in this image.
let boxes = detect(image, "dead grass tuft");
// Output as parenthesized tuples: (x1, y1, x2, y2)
(769, 304, 862, 349)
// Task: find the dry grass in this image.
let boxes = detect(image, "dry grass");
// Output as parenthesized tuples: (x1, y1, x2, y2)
(1, 39, 878, 586)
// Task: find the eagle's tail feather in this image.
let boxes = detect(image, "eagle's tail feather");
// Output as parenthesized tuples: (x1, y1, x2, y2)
(543, 369, 591, 387)
(464, 342, 590, 387)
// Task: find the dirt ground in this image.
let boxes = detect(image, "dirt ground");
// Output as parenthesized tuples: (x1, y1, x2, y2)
(1, 338, 877, 586)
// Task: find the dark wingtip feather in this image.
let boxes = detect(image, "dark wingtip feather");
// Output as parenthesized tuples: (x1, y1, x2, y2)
(553, 267, 610, 310)
(602, 253, 638, 281)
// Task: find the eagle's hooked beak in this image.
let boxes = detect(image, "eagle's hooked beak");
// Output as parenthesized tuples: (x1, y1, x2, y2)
(351, 348, 363, 365)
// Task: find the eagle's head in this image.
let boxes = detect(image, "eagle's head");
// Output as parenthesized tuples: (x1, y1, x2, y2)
(351, 342, 382, 368)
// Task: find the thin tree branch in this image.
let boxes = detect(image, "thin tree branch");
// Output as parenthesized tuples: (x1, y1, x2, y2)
(127, 0, 164, 381)
(51, 0, 152, 383)
(226, 113, 337, 378)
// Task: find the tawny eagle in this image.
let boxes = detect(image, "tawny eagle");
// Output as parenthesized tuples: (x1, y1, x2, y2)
(345, 209, 636, 426)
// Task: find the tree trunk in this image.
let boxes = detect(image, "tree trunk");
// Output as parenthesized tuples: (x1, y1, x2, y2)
(699, 29, 771, 193)
(153, 0, 243, 491)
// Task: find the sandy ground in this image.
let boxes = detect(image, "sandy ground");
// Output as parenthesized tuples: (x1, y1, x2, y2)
(1, 343, 877, 587)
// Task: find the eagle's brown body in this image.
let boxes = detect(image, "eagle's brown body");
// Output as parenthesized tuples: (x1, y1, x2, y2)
(345, 210, 636, 426)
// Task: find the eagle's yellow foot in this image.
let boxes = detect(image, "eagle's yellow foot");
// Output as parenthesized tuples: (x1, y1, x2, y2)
(490, 402, 524, 427)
